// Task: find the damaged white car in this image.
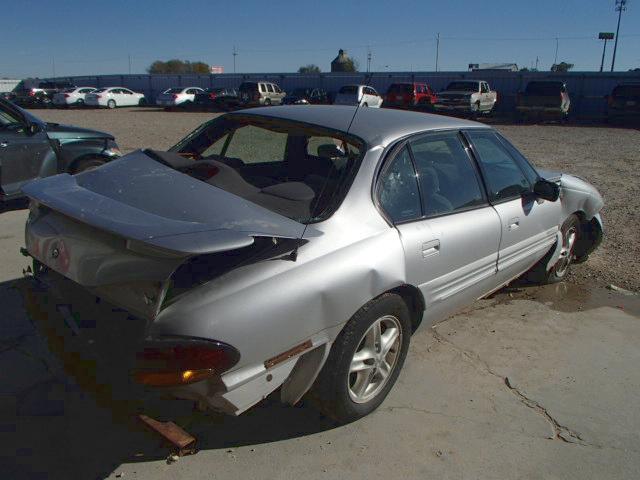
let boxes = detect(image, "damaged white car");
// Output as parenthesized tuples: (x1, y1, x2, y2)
(23, 106, 603, 423)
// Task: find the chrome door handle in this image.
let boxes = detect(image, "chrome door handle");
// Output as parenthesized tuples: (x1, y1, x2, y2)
(508, 217, 520, 230)
(422, 239, 440, 258)
(0, 141, 8, 148)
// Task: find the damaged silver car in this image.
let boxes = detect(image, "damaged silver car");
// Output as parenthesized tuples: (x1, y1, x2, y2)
(22, 106, 603, 423)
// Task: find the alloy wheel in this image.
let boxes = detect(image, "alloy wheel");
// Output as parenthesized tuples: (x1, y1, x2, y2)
(555, 226, 577, 277)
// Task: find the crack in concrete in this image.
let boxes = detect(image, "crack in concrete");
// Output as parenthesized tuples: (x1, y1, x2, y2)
(430, 327, 592, 447)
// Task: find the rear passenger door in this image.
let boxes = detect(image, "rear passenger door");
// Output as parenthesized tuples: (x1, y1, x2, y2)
(465, 130, 561, 285)
(377, 131, 501, 325)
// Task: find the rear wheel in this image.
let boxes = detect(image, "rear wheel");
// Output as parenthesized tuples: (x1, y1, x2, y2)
(264, 98, 272, 106)
(308, 293, 411, 424)
(138, 98, 147, 106)
(107, 99, 116, 109)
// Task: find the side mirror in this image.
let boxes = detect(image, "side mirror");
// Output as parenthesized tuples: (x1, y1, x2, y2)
(533, 179, 560, 202)
(26, 123, 40, 136)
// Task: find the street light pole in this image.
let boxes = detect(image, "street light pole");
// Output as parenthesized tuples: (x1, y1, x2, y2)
(600, 38, 609, 72)
(232, 45, 237, 74)
(611, 0, 627, 72)
(435, 33, 440, 72)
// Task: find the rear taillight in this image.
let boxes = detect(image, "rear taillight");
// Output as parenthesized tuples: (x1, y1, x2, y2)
(28, 90, 36, 97)
(209, 93, 217, 99)
(134, 339, 239, 387)
(172, 94, 178, 100)
(64, 94, 70, 98)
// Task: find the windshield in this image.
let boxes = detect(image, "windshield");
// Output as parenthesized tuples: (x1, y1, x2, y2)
(525, 82, 564, 95)
(170, 115, 364, 223)
(445, 82, 478, 92)
(612, 85, 640, 98)
(164, 88, 183, 94)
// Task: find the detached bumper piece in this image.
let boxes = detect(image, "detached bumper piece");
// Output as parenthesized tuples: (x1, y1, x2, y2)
(139, 414, 197, 456)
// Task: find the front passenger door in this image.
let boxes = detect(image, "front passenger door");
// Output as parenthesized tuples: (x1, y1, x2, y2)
(465, 130, 561, 285)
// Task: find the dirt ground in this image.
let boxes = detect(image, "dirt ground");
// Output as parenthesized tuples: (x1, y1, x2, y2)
(31, 107, 640, 292)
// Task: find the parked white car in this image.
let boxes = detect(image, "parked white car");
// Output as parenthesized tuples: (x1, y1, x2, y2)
(156, 87, 205, 108)
(85, 87, 146, 109)
(334, 85, 383, 108)
(52, 87, 97, 107)
(434, 81, 498, 115)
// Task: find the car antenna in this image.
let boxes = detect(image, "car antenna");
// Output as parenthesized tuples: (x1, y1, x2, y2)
(287, 72, 373, 262)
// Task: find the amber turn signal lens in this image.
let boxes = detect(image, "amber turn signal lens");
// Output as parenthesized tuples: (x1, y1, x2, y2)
(135, 368, 214, 387)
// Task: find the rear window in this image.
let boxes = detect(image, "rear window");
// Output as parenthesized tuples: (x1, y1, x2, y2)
(525, 82, 564, 95)
(170, 116, 364, 223)
(612, 85, 640, 98)
(239, 82, 258, 92)
(387, 84, 413, 94)
(339, 86, 358, 94)
(446, 82, 478, 92)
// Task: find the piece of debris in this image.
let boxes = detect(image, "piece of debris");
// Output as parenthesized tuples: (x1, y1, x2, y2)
(166, 454, 180, 464)
(607, 284, 638, 297)
(115, 474, 124, 478)
(139, 414, 197, 456)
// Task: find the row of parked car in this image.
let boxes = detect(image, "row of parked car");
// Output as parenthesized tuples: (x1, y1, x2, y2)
(4, 78, 639, 121)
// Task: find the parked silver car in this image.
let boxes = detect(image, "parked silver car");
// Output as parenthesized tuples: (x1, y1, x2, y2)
(23, 106, 603, 423)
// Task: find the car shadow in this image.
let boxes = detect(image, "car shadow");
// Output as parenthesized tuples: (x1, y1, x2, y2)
(0, 277, 337, 480)
(0, 198, 28, 214)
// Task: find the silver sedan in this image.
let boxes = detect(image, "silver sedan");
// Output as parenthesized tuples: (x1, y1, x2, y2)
(23, 106, 603, 423)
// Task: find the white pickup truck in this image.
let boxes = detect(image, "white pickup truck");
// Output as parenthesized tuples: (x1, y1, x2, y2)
(433, 80, 497, 115)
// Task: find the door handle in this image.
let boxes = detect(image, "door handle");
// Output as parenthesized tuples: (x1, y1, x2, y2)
(422, 239, 440, 258)
(508, 217, 520, 230)
(0, 141, 8, 148)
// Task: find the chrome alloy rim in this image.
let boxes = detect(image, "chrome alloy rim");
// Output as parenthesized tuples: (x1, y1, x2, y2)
(555, 226, 578, 277)
(348, 315, 402, 404)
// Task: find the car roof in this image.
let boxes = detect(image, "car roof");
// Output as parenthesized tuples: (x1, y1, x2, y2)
(233, 105, 489, 147)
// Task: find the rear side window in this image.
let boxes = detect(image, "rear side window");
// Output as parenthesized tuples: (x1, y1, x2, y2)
(612, 85, 640, 97)
(224, 125, 287, 164)
(409, 133, 485, 217)
(266, 84, 274, 93)
(467, 130, 531, 201)
(387, 84, 412, 94)
(378, 147, 421, 223)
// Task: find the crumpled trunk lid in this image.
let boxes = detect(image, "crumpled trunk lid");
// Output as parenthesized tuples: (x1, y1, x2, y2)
(23, 150, 307, 319)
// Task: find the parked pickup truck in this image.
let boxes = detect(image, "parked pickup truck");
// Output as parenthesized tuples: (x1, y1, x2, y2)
(516, 81, 571, 121)
(433, 80, 497, 115)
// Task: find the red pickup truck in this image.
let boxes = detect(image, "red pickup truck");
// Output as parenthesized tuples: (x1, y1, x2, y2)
(384, 82, 437, 109)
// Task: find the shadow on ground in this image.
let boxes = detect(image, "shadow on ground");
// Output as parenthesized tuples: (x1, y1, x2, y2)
(0, 277, 337, 480)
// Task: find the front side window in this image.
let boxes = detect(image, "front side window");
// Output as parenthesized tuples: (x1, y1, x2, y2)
(409, 132, 485, 217)
(378, 147, 421, 223)
(266, 84, 274, 93)
(467, 130, 531, 201)
(171, 116, 363, 223)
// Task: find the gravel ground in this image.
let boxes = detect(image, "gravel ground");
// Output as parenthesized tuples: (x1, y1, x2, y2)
(30, 107, 640, 292)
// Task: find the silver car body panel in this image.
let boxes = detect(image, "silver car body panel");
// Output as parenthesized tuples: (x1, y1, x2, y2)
(23, 106, 604, 415)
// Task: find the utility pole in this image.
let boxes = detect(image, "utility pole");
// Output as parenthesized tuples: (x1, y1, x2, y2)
(554, 37, 559, 66)
(435, 33, 440, 72)
(232, 45, 238, 74)
(611, 0, 627, 72)
(128, 53, 132, 75)
(366, 46, 371, 73)
(52, 55, 56, 79)
(535, 56, 539, 70)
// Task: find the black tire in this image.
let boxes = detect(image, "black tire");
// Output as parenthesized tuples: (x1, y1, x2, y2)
(525, 214, 580, 284)
(362, 102, 369, 107)
(308, 293, 411, 424)
(263, 98, 272, 106)
(107, 99, 116, 109)
(139, 98, 147, 106)
(72, 156, 107, 174)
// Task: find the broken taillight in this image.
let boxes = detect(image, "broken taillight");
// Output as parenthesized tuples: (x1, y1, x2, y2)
(134, 338, 240, 387)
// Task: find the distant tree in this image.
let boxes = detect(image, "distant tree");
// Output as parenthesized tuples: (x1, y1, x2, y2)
(148, 59, 211, 74)
(298, 64, 321, 74)
(551, 62, 574, 73)
(342, 58, 359, 72)
(520, 67, 538, 72)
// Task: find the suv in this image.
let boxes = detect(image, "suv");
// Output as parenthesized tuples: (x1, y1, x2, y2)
(14, 80, 76, 108)
(516, 81, 570, 121)
(384, 82, 437, 109)
(238, 82, 286, 106)
(606, 83, 640, 123)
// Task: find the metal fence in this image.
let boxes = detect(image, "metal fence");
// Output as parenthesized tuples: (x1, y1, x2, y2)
(44, 71, 640, 118)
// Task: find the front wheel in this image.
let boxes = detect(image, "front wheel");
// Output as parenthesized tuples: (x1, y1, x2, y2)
(308, 293, 411, 424)
(72, 156, 107, 174)
(107, 99, 116, 109)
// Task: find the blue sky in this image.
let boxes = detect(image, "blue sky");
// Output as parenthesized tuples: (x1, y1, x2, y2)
(4, 0, 640, 78)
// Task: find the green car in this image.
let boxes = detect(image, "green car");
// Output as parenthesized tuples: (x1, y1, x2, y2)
(0, 97, 121, 202)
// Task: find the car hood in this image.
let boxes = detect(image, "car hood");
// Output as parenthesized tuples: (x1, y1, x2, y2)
(44, 122, 114, 140)
(22, 149, 307, 256)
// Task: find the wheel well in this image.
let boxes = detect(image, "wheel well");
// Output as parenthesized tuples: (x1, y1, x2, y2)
(68, 154, 110, 174)
(572, 210, 603, 262)
(389, 284, 425, 333)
